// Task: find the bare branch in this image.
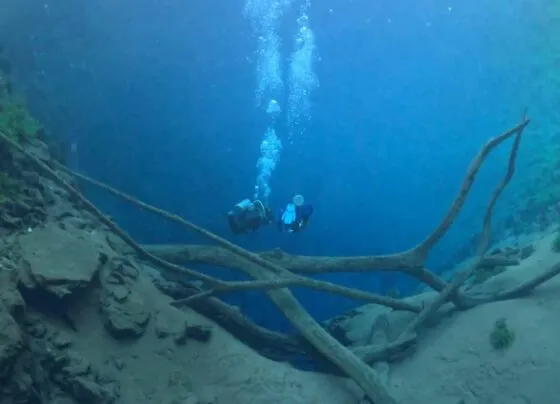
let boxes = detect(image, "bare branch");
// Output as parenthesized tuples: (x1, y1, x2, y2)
(0, 113, 533, 404)
(410, 118, 530, 259)
(172, 276, 423, 313)
(462, 260, 560, 306)
(357, 113, 529, 364)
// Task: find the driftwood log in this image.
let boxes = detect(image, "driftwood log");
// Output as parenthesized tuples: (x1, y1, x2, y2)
(6, 113, 560, 404)
(139, 244, 520, 279)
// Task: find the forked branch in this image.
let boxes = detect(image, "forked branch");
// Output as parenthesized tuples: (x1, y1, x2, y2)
(1, 114, 546, 404)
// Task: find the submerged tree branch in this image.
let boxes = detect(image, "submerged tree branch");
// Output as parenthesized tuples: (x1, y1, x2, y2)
(357, 112, 531, 363)
(1, 135, 398, 403)
(409, 118, 530, 260)
(171, 275, 423, 313)
(0, 114, 541, 404)
(140, 244, 515, 292)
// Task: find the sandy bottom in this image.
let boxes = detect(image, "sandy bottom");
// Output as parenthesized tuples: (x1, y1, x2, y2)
(341, 230, 560, 403)
(34, 229, 560, 404)
(68, 273, 363, 404)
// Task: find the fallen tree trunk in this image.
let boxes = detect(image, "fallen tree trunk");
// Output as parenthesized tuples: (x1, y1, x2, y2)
(0, 114, 531, 404)
(140, 244, 521, 274)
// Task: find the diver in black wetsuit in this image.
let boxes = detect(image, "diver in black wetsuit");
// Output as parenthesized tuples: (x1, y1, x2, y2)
(227, 198, 274, 235)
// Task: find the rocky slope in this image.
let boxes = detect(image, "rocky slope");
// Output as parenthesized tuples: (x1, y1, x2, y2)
(0, 136, 366, 404)
(0, 183, 203, 403)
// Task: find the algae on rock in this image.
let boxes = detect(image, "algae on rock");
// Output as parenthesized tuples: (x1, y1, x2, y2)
(489, 318, 515, 351)
(0, 72, 43, 142)
(0, 70, 44, 207)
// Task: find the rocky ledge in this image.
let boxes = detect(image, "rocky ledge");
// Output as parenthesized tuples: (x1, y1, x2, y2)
(0, 153, 213, 403)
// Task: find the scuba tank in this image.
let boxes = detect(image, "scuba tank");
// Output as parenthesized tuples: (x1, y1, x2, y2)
(235, 199, 254, 212)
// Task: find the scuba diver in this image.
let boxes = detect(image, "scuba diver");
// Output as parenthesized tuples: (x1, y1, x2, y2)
(278, 194, 313, 233)
(227, 198, 274, 235)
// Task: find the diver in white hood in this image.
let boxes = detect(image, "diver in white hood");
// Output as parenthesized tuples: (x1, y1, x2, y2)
(277, 194, 314, 233)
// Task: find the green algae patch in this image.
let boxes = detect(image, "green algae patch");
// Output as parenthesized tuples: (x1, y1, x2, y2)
(0, 72, 43, 142)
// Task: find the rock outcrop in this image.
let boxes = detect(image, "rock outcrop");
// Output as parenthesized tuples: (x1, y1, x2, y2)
(0, 221, 122, 404)
(0, 169, 214, 404)
(99, 257, 151, 339)
(0, 79, 212, 403)
(18, 223, 104, 299)
(3, 313, 121, 404)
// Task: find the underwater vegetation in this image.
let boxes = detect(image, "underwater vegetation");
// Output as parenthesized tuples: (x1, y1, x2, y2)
(0, 68, 43, 211)
(0, 73, 43, 142)
(0, 100, 43, 142)
(489, 318, 515, 351)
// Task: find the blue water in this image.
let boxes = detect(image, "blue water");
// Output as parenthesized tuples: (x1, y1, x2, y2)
(3, 0, 556, 332)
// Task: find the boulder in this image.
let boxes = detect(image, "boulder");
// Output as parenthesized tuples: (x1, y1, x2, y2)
(99, 256, 150, 340)
(18, 224, 103, 298)
(100, 289, 150, 339)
